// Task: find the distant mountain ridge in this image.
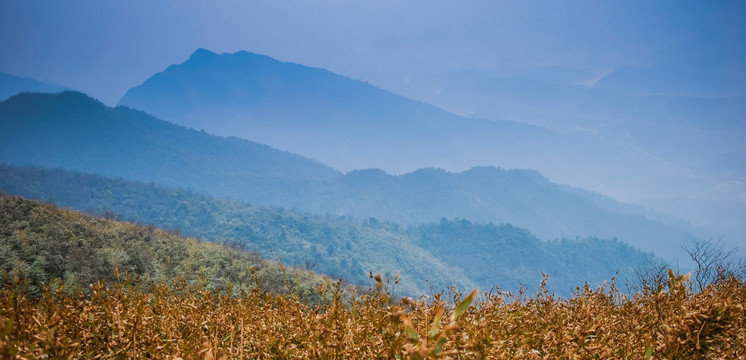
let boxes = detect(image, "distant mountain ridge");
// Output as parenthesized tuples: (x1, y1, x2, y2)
(0, 91, 340, 203)
(0, 71, 66, 101)
(118, 49, 571, 174)
(304, 166, 698, 260)
(1, 91, 699, 262)
(117, 48, 698, 210)
(121, 48, 456, 130)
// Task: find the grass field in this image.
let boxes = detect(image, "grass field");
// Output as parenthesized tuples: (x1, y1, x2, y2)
(1, 269, 744, 359)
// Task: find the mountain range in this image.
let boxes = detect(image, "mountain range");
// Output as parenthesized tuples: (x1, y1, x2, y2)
(117, 50, 712, 206)
(4, 51, 743, 249)
(0, 91, 702, 262)
(399, 66, 746, 247)
(116, 49, 746, 251)
(117, 50, 659, 183)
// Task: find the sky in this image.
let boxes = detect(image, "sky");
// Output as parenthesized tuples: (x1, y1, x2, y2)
(2, 0, 746, 243)
(1, 0, 744, 105)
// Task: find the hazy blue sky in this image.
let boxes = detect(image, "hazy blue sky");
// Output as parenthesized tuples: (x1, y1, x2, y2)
(2, 0, 744, 105)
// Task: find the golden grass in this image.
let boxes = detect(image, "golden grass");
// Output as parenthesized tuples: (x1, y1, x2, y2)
(1, 271, 744, 359)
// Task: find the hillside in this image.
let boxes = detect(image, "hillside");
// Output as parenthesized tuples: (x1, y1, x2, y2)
(0, 91, 340, 204)
(0, 166, 476, 296)
(0, 193, 325, 302)
(0, 72, 65, 101)
(0, 165, 660, 296)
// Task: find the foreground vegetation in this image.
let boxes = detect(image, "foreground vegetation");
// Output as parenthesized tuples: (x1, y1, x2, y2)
(1, 189, 745, 358)
(1, 269, 744, 359)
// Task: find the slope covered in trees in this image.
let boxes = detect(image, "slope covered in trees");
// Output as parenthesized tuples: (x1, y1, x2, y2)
(1, 165, 658, 296)
(0, 194, 325, 302)
(311, 167, 697, 259)
(0, 167, 475, 296)
(410, 219, 649, 292)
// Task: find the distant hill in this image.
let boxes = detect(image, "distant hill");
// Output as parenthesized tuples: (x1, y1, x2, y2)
(0, 91, 699, 261)
(409, 218, 651, 293)
(307, 167, 698, 260)
(0, 91, 340, 204)
(0, 71, 66, 101)
(0, 165, 658, 297)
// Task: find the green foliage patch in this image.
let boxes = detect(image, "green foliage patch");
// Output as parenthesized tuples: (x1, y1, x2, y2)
(0, 194, 324, 302)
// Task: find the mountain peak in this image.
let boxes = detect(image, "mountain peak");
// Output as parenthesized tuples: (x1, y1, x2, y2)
(117, 48, 471, 174)
(185, 48, 276, 66)
(187, 48, 219, 61)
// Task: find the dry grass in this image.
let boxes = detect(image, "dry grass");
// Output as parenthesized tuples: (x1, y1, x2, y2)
(1, 271, 744, 359)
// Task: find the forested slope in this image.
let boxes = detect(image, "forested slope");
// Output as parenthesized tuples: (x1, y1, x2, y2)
(0, 166, 475, 295)
(1, 165, 657, 296)
(0, 194, 325, 301)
